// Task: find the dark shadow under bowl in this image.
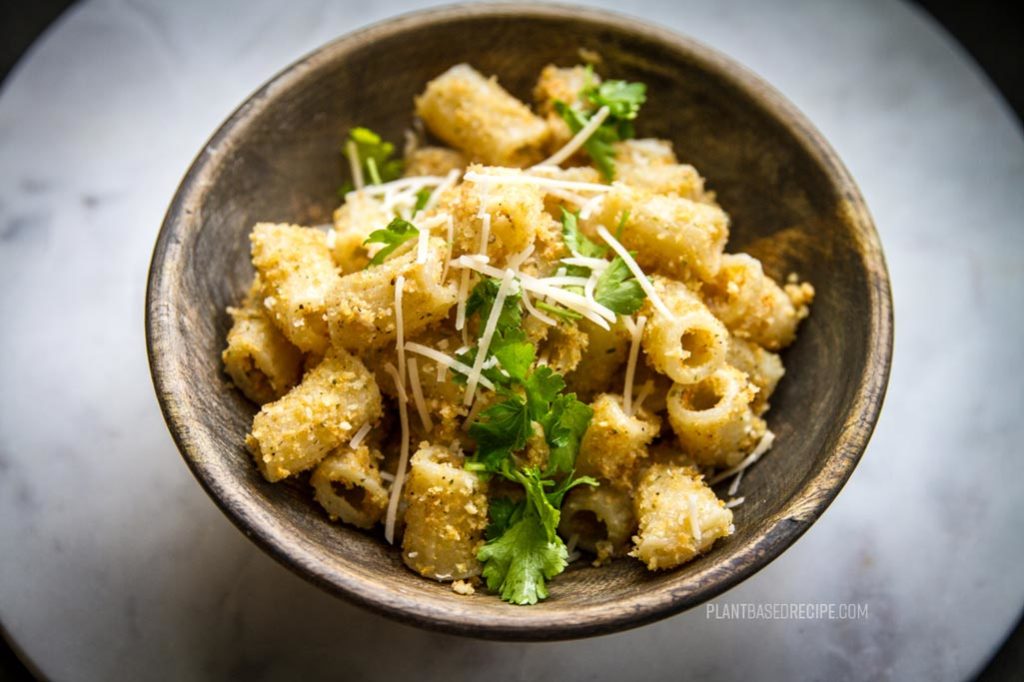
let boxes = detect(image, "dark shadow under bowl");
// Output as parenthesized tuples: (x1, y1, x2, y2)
(145, 3, 892, 640)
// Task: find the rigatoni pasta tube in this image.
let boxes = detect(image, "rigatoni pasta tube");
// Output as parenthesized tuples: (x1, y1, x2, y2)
(222, 277, 303, 404)
(310, 444, 388, 529)
(250, 223, 339, 354)
(726, 335, 785, 415)
(403, 146, 466, 177)
(558, 484, 637, 562)
(576, 393, 661, 489)
(330, 192, 392, 273)
(703, 253, 814, 350)
(327, 236, 457, 351)
(401, 444, 488, 581)
(612, 139, 709, 202)
(415, 64, 549, 167)
(567, 318, 630, 401)
(532, 64, 598, 154)
(631, 463, 734, 570)
(642, 277, 729, 385)
(666, 365, 766, 468)
(592, 184, 728, 281)
(245, 349, 383, 482)
(451, 166, 550, 264)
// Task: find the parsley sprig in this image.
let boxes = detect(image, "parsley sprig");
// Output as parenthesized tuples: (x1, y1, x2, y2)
(554, 69, 647, 180)
(363, 217, 418, 266)
(559, 209, 647, 315)
(454, 278, 598, 604)
(339, 127, 404, 197)
(479, 467, 596, 605)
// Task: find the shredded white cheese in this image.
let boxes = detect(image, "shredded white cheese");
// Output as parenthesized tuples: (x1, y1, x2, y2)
(403, 342, 496, 391)
(454, 269, 471, 331)
(424, 168, 461, 212)
(725, 497, 746, 509)
(633, 380, 654, 414)
(382, 362, 411, 545)
(407, 357, 433, 432)
(708, 430, 776, 486)
(463, 269, 515, 406)
(462, 394, 486, 431)
(521, 289, 557, 326)
(348, 422, 372, 450)
(450, 255, 615, 329)
(394, 274, 407, 382)
(464, 169, 612, 194)
(579, 193, 606, 220)
(440, 214, 455, 283)
(596, 225, 672, 318)
(623, 315, 647, 416)
(727, 467, 744, 497)
(347, 175, 446, 200)
(688, 494, 702, 544)
(535, 105, 611, 167)
(345, 140, 364, 191)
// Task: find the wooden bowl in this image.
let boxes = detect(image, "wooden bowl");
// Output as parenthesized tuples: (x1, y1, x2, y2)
(146, 3, 892, 640)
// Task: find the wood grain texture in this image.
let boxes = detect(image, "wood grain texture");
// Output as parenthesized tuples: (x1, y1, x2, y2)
(145, 3, 893, 640)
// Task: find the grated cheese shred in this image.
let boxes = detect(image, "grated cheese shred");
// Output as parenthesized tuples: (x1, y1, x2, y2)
(407, 357, 433, 432)
(622, 315, 647, 416)
(596, 225, 671, 318)
(463, 269, 515, 406)
(535, 105, 611, 168)
(382, 362, 410, 544)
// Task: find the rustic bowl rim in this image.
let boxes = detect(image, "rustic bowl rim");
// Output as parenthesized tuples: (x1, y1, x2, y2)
(145, 1, 893, 640)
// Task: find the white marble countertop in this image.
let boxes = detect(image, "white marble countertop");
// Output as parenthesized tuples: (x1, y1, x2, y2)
(1, 0, 1022, 679)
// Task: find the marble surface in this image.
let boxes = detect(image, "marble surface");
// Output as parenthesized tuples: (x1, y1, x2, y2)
(1, 0, 1022, 679)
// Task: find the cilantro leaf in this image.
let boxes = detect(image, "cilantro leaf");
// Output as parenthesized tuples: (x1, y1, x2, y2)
(413, 188, 432, 214)
(477, 467, 598, 604)
(553, 75, 647, 180)
(478, 510, 567, 605)
(348, 127, 403, 185)
(546, 471, 600, 508)
(560, 208, 606, 259)
(541, 394, 594, 476)
(491, 329, 535, 383)
(593, 256, 647, 315)
(523, 366, 565, 422)
(485, 497, 522, 540)
(555, 101, 619, 180)
(465, 277, 522, 332)
(585, 80, 647, 120)
(363, 217, 418, 266)
(468, 396, 531, 471)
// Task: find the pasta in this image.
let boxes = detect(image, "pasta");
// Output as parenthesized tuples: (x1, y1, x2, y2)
(246, 349, 383, 482)
(220, 60, 814, 604)
(310, 444, 389, 529)
(222, 277, 303, 404)
(401, 444, 489, 580)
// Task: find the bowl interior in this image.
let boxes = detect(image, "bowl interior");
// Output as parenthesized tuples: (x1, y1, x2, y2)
(147, 5, 890, 639)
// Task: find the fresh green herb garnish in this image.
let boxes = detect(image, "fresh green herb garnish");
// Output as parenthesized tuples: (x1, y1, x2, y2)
(363, 217, 418, 266)
(593, 256, 647, 315)
(558, 209, 647, 315)
(455, 278, 598, 605)
(478, 467, 597, 605)
(555, 102, 621, 180)
(413, 187, 432, 214)
(553, 73, 647, 180)
(536, 300, 582, 321)
(560, 208, 606, 260)
(348, 127, 404, 185)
